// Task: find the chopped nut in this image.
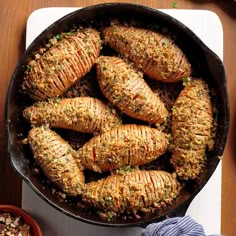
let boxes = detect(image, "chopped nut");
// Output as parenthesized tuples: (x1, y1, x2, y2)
(0, 212, 32, 236)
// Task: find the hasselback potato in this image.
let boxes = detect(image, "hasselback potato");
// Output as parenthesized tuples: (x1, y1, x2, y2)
(96, 56, 168, 125)
(78, 124, 168, 172)
(22, 28, 102, 101)
(103, 25, 191, 82)
(82, 170, 180, 218)
(26, 126, 85, 196)
(23, 97, 122, 134)
(170, 79, 213, 180)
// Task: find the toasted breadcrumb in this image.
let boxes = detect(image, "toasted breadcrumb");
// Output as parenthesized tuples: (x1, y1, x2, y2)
(27, 126, 85, 196)
(103, 25, 191, 82)
(23, 28, 102, 101)
(171, 79, 213, 180)
(23, 97, 121, 134)
(96, 56, 168, 125)
(78, 124, 168, 172)
(82, 170, 181, 220)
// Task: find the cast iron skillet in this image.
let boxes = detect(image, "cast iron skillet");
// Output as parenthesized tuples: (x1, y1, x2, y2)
(5, 3, 229, 227)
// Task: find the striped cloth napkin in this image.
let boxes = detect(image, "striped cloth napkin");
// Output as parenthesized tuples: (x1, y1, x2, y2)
(141, 215, 222, 236)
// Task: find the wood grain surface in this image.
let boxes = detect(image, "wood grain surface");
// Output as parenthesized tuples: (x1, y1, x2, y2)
(0, 0, 236, 235)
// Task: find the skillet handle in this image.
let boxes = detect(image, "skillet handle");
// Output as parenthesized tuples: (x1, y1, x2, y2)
(7, 142, 32, 184)
(138, 200, 192, 229)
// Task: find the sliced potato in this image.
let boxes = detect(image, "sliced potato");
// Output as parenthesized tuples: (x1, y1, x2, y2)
(78, 124, 168, 172)
(96, 56, 168, 125)
(23, 97, 121, 134)
(23, 28, 102, 101)
(171, 79, 213, 180)
(27, 126, 85, 196)
(82, 170, 180, 217)
(103, 25, 191, 82)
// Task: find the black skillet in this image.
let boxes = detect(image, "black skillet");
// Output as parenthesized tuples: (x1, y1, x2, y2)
(5, 3, 229, 227)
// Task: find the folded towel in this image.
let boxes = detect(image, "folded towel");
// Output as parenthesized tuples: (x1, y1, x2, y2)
(141, 215, 222, 236)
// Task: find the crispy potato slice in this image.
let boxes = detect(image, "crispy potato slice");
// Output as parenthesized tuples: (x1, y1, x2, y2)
(82, 170, 180, 218)
(171, 79, 213, 180)
(103, 25, 191, 82)
(78, 124, 168, 172)
(27, 126, 85, 196)
(23, 28, 102, 101)
(96, 56, 168, 125)
(23, 97, 121, 134)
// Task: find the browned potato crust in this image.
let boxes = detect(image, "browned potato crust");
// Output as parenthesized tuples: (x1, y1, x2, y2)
(78, 124, 168, 172)
(103, 25, 191, 82)
(22, 28, 102, 101)
(96, 56, 168, 125)
(23, 97, 121, 134)
(171, 79, 213, 180)
(27, 126, 85, 196)
(82, 170, 180, 217)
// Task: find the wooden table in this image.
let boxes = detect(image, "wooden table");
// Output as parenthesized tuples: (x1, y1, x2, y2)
(0, 0, 235, 235)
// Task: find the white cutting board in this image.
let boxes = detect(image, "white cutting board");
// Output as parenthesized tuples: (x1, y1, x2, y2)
(22, 7, 223, 236)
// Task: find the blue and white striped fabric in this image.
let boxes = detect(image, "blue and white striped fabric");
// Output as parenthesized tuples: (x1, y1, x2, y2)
(141, 215, 222, 236)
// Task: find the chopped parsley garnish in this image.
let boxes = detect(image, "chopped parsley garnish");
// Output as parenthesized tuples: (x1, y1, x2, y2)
(182, 77, 190, 82)
(54, 34, 63, 40)
(26, 64, 31, 71)
(171, 1, 178, 8)
(65, 32, 72, 36)
(163, 39, 169, 45)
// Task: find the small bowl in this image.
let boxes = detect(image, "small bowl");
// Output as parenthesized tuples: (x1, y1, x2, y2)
(0, 205, 42, 236)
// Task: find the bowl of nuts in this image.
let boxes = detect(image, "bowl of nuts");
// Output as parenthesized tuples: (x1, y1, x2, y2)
(0, 205, 42, 236)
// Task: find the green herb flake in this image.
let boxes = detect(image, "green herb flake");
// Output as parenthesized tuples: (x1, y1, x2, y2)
(54, 34, 63, 40)
(26, 64, 31, 71)
(163, 39, 169, 45)
(182, 77, 190, 82)
(171, 1, 178, 8)
(122, 165, 132, 173)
